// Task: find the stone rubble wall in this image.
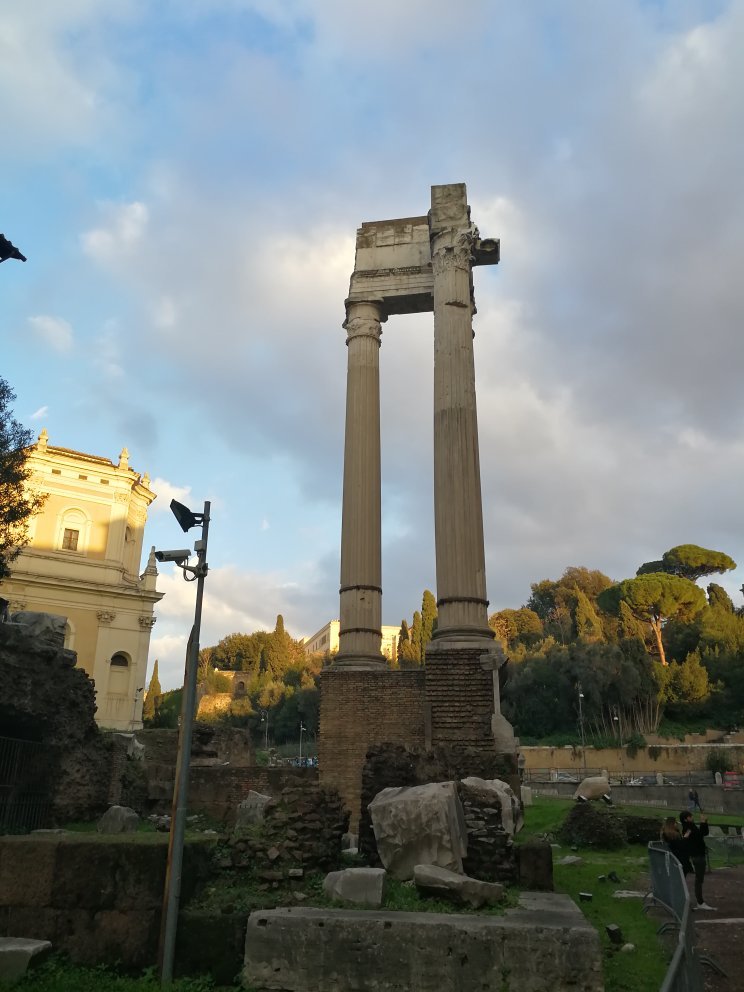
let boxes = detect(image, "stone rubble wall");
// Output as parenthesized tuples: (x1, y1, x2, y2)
(0, 836, 212, 968)
(224, 783, 349, 874)
(460, 781, 517, 885)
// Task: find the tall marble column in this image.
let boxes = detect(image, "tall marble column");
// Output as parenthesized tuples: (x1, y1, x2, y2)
(430, 185, 492, 643)
(336, 299, 386, 667)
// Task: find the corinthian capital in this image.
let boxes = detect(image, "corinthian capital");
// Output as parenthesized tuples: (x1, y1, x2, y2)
(343, 300, 384, 345)
(431, 227, 478, 277)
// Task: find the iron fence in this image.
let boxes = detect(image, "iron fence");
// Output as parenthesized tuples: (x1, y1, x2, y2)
(0, 736, 56, 833)
(647, 841, 707, 992)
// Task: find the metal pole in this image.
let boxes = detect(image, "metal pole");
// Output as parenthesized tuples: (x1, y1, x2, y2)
(159, 501, 210, 987)
(578, 685, 587, 776)
(264, 712, 269, 751)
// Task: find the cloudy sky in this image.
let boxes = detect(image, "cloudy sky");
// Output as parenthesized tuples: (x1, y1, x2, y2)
(3, 0, 743, 690)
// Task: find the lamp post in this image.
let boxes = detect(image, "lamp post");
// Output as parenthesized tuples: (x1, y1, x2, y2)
(130, 686, 144, 731)
(260, 709, 269, 751)
(577, 683, 587, 776)
(299, 722, 306, 765)
(157, 499, 210, 988)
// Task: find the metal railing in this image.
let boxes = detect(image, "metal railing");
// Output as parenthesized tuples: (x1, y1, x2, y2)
(646, 841, 715, 992)
(0, 736, 56, 833)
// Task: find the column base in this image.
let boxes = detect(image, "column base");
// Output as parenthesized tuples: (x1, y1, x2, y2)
(332, 654, 388, 671)
(429, 625, 495, 650)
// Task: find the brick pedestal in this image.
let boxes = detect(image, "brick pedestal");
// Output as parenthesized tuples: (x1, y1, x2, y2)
(319, 668, 426, 827)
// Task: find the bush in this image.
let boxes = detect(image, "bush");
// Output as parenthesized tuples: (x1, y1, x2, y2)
(558, 803, 627, 849)
(706, 749, 735, 775)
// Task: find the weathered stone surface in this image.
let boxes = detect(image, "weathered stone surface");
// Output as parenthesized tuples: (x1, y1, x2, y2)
(323, 868, 387, 907)
(461, 777, 523, 836)
(244, 895, 603, 992)
(521, 785, 534, 806)
(235, 791, 272, 830)
(0, 937, 52, 984)
(413, 864, 503, 909)
(97, 805, 139, 834)
(574, 777, 611, 802)
(9, 612, 66, 649)
(515, 840, 554, 891)
(369, 782, 467, 880)
(0, 836, 213, 968)
(559, 804, 626, 850)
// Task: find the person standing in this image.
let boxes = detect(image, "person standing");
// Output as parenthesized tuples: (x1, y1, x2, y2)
(688, 788, 702, 812)
(680, 810, 714, 910)
(661, 816, 692, 875)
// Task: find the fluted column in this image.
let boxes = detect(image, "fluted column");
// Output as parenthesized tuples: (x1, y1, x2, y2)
(336, 299, 385, 667)
(430, 204, 492, 643)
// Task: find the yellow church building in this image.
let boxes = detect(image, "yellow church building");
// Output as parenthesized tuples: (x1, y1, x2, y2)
(1, 430, 163, 730)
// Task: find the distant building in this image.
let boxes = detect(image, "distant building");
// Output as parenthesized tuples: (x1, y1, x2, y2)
(303, 619, 400, 662)
(0, 430, 163, 730)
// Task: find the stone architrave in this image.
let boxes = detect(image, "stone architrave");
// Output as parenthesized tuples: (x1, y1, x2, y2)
(461, 776, 524, 836)
(368, 781, 467, 880)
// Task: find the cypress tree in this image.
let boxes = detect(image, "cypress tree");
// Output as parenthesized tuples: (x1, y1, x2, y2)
(142, 659, 162, 723)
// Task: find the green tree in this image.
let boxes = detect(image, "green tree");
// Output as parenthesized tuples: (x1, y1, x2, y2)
(410, 610, 423, 664)
(420, 590, 438, 659)
(708, 583, 734, 612)
(489, 608, 543, 647)
(573, 590, 604, 642)
(0, 379, 46, 581)
(598, 573, 707, 667)
(142, 659, 162, 723)
(637, 544, 736, 582)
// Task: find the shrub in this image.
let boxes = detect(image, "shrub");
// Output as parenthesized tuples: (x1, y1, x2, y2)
(706, 749, 735, 775)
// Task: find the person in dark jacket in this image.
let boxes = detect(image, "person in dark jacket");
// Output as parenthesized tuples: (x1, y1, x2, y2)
(661, 816, 692, 874)
(680, 810, 714, 910)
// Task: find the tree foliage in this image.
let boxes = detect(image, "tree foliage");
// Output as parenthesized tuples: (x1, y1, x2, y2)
(142, 659, 162, 723)
(0, 378, 46, 581)
(598, 573, 707, 666)
(637, 544, 736, 582)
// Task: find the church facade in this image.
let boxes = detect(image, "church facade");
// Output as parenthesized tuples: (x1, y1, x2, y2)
(1, 430, 163, 730)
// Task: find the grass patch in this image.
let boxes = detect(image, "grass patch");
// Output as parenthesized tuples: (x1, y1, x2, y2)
(0, 959, 220, 992)
(518, 798, 671, 992)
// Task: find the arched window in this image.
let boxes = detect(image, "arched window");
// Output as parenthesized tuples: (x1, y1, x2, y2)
(108, 651, 131, 700)
(235, 680, 246, 695)
(64, 619, 76, 651)
(111, 653, 129, 667)
(56, 507, 91, 554)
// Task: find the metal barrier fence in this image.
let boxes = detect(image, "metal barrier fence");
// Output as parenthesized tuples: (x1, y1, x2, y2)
(646, 842, 704, 992)
(0, 736, 56, 833)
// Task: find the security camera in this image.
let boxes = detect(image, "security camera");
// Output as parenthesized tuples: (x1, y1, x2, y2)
(154, 549, 192, 564)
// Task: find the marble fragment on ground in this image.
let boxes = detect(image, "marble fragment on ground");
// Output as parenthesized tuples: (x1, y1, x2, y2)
(323, 867, 388, 907)
(413, 864, 504, 909)
(368, 781, 468, 880)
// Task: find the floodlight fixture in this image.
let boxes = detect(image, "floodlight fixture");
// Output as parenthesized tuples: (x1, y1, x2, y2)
(170, 499, 203, 532)
(0, 234, 26, 264)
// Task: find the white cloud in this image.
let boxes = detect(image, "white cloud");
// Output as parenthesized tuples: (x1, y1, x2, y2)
(30, 406, 49, 421)
(28, 315, 74, 353)
(150, 478, 193, 511)
(81, 201, 149, 263)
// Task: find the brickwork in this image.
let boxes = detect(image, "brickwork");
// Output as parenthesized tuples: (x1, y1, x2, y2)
(318, 669, 426, 827)
(425, 646, 496, 749)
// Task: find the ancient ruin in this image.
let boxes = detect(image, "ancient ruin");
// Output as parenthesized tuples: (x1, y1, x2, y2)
(320, 184, 518, 823)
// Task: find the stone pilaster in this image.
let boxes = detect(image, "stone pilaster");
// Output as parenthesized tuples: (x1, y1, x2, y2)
(429, 184, 492, 643)
(336, 300, 386, 667)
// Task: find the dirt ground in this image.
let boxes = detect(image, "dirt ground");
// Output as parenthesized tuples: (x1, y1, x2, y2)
(690, 865, 744, 992)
